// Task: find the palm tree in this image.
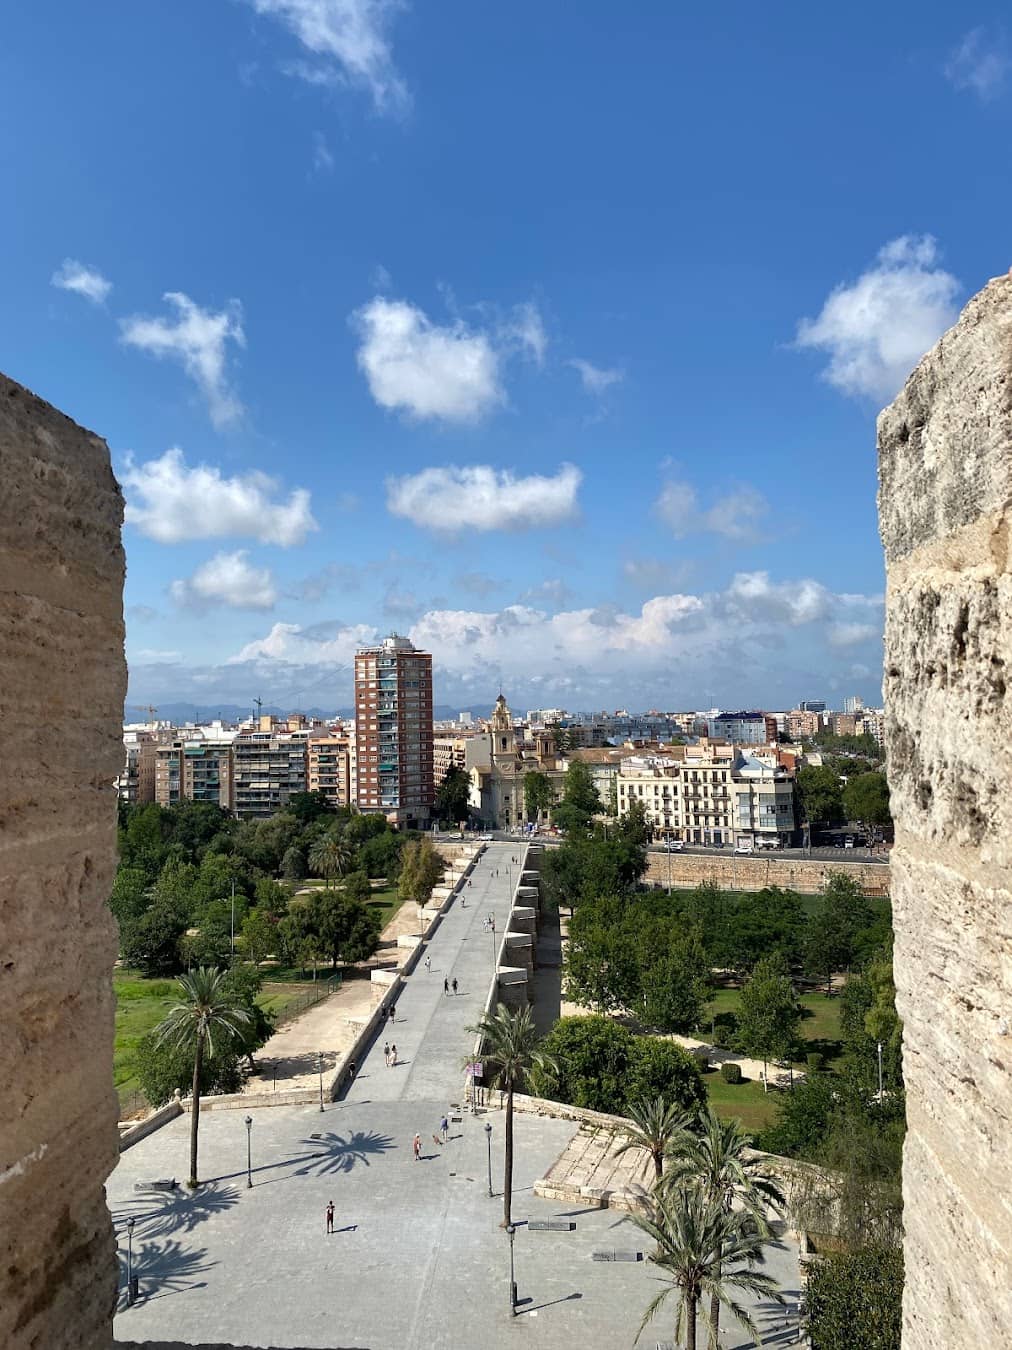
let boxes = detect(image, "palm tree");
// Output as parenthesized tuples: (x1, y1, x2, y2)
(155, 967, 251, 1188)
(613, 1096, 693, 1185)
(466, 1005, 557, 1227)
(662, 1107, 785, 1343)
(631, 1186, 783, 1350)
(308, 831, 354, 889)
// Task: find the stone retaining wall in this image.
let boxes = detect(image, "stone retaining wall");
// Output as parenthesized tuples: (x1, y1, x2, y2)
(643, 849, 889, 896)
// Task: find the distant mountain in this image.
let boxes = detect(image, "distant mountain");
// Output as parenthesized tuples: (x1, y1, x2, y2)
(124, 701, 483, 725)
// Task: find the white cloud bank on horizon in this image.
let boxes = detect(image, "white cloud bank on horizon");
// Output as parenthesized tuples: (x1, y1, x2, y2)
(51, 258, 112, 304)
(795, 235, 961, 402)
(170, 550, 278, 610)
(352, 295, 547, 423)
(122, 448, 317, 546)
(120, 291, 246, 428)
(242, 0, 409, 112)
(386, 463, 582, 532)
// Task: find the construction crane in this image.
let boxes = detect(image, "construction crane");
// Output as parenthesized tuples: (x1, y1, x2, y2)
(253, 697, 263, 723)
(130, 704, 159, 720)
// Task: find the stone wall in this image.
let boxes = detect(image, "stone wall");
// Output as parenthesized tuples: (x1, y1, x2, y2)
(0, 376, 126, 1350)
(878, 274, 1012, 1347)
(642, 849, 889, 896)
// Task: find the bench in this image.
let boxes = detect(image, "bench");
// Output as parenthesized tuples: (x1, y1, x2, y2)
(133, 1178, 178, 1193)
(592, 1249, 641, 1262)
(527, 1219, 575, 1232)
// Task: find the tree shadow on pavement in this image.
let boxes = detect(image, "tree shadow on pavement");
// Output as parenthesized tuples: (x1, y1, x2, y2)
(116, 1238, 215, 1310)
(111, 1183, 240, 1241)
(288, 1128, 397, 1176)
(727, 1291, 803, 1348)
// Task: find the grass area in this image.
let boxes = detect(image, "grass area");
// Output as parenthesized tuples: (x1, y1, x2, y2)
(367, 884, 403, 930)
(113, 970, 179, 1107)
(257, 982, 326, 1020)
(702, 985, 844, 1064)
(703, 1070, 779, 1134)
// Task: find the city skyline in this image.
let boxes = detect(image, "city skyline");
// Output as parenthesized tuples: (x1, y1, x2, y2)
(4, 6, 1012, 710)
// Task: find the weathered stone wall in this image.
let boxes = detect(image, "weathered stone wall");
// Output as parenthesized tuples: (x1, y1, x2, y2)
(878, 275, 1012, 1348)
(0, 376, 125, 1349)
(642, 849, 889, 896)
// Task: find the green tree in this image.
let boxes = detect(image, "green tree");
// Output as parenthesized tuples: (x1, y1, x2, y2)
(179, 920, 232, 970)
(722, 888, 807, 972)
(635, 928, 711, 1033)
(624, 1038, 707, 1117)
(758, 1069, 836, 1159)
(805, 1245, 903, 1350)
(359, 829, 404, 879)
(239, 907, 275, 967)
(108, 867, 150, 930)
(523, 770, 554, 822)
(796, 765, 845, 828)
(280, 844, 308, 882)
(155, 967, 251, 1186)
(286, 790, 334, 823)
(397, 836, 444, 908)
(219, 963, 276, 1070)
(563, 896, 639, 1011)
(306, 888, 381, 969)
(120, 901, 188, 975)
(553, 759, 602, 835)
(662, 1107, 785, 1342)
(434, 765, 471, 825)
(530, 1015, 632, 1112)
(614, 1096, 693, 1183)
(467, 1005, 556, 1227)
(734, 955, 802, 1087)
(630, 1187, 783, 1350)
(136, 1031, 244, 1108)
(118, 802, 170, 879)
(308, 830, 355, 888)
(806, 875, 873, 996)
(842, 772, 892, 837)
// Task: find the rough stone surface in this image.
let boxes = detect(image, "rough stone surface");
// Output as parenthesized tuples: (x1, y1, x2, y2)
(0, 374, 125, 1350)
(641, 849, 889, 895)
(878, 274, 1012, 1349)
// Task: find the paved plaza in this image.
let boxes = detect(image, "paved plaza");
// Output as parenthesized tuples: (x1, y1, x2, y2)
(110, 844, 802, 1349)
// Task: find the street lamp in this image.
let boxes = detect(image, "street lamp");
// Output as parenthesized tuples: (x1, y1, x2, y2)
(244, 1114, 253, 1188)
(317, 1050, 325, 1112)
(125, 1216, 136, 1306)
(506, 1222, 517, 1315)
(489, 915, 497, 973)
(877, 1041, 884, 1099)
(484, 1121, 493, 1198)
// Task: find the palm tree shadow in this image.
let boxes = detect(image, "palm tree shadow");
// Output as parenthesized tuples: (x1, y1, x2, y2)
(112, 1183, 240, 1241)
(288, 1129, 397, 1177)
(727, 1292, 802, 1347)
(116, 1238, 215, 1310)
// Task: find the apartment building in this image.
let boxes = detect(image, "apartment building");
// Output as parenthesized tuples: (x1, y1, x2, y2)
(433, 731, 481, 785)
(706, 710, 778, 745)
(232, 732, 307, 818)
(615, 744, 795, 847)
(116, 733, 157, 804)
(354, 634, 434, 827)
(154, 736, 236, 810)
(307, 732, 352, 809)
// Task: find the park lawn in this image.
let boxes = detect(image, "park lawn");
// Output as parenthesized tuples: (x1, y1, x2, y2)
(703, 1070, 779, 1134)
(367, 883, 403, 930)
(113, 970, 179, 1107)
(704, 985, 843, 1061)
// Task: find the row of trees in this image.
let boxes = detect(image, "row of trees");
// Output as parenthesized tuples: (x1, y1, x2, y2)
(796, 762, 891, 835)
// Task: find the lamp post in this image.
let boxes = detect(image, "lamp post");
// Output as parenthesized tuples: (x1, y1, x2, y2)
(485, 1121, 493, 1198)
(877, 1040, 884, 1099)
(244, 1114, 253, 1188)
(317, 1050, 325, 1112)
(489, 915, 497, 973)
(125, 1216, 136, 1306)
(506, 1222, 517, 1315)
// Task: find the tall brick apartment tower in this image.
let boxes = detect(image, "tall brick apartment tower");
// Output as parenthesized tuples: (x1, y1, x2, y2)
(354, 633, 434, 827)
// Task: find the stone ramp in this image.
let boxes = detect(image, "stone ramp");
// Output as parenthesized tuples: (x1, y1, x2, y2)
(534, 1121, 654, 1213)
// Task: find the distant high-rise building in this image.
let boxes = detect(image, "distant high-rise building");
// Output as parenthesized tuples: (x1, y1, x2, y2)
(354, 634, 434, 826)
(843, 695, 865, 715)
(232, 732, 306, 818)
(155, 737, 235, 810)
(307, 732, 352, 809)
(798, 699, 826, 713)
(706, 711, 777, 745)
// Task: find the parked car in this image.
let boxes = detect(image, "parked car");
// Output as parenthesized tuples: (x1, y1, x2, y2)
(844, 835, 855, 849)
(733, 841, 754, 855)
(664, 839, 685, 852)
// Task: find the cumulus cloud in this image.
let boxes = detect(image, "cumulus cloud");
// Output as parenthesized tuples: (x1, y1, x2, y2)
(170, 551, 278, 610)
(945, 27, 1010, 101)
(725, 570, 833, 626)
(568, 358, 623, 395)
(655, 479, 770, 542)
(386, 463, 582, 533)
(51, 258, 112, 304)
(120, 292, 246, 428)
(231, 619, 379, 664)
(828, 621, 879, 648)
(521, 578, 573, 607)
(795, 235, 961, 402)
(122, 448, 317, 547)
(243, 0, 408, 111)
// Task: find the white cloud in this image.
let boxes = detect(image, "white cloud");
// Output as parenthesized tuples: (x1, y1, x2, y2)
(828, 621, 879, 648)
(945, 27, 1010, 101)
(170, 551, 278, 610)
(244, 0, 408, 112)
(386, 463, 582, 532)
(521, 578, 573, 607)
(51, 258, 112, 304)
(122, 447, 317, 546)
(568, 358, 623, 395)
(312, 130, 335, 171)
(231, 619, 379, 664)
(131, 649, 181, 665)
(353, 296, 503, 422)
(795, 235, 961, 402)
(501, 302, 547, 366)
(120, 292, 246, 428)
(655, 479, 769, 541)
(725, 570, 832, 626)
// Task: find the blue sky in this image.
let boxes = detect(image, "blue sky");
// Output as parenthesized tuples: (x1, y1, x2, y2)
(3, 3, 1010, 713)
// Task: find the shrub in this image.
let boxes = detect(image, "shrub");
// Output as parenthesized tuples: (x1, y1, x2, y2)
(720, 1061, 743, 1085)
(709, 1010, 739, 1049)
(624, 1037, 706, 1116)
(805, 1245, 903, 1349)
(692, 1046, 710, 1070)
(807, 1051, 825, 1072)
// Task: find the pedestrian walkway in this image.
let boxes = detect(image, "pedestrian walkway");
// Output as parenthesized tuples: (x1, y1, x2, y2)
(343, 841, 525, 1105)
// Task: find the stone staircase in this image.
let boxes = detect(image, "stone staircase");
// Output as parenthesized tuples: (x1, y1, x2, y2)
(534, 1121, 655, 1214)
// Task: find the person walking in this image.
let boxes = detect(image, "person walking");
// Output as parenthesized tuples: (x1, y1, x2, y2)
(443, 977, 449, 995)
(451, 977, 458, 996)
(388, 1004, 396, 1026)
(326, 1200, 335, 1234)
(413, 1133, 421, 1162)
(383, 1041, 390, 1067)
(440, 1114, 449, 1143)
(390, 1044, 397, 1066)
(424, 955, 431, 973)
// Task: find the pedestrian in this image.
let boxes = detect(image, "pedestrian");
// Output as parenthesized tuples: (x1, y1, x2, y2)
(432, 1133, 442, 1149)
(413, 1133, 421, 1162)
(424, 955, 431, 973)
(347, 1060, 357, 1087)
(326, 1200, 335, 1234)
(390, 1044, 397, 1066)
(388, 1005, 396, 1026)
(451, 977, 458, 996)
(440, 1114, 448, 1142)
(383, 1041, 390, 1067)
(444, 978, 449, 995)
